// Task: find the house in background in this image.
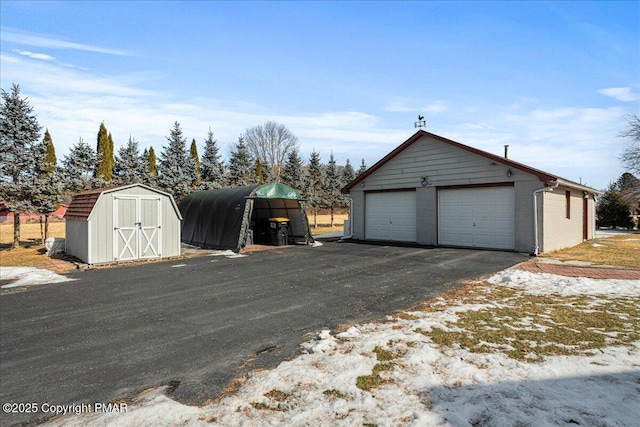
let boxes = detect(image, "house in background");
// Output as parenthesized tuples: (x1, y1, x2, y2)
(65, 184, 182, 264)
(341, 130, 601, 255)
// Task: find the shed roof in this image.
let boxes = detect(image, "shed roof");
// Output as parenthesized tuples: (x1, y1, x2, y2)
(65, 184, 182, 221)
(65, 187, 114, 220)
(341, 130, 601, 194)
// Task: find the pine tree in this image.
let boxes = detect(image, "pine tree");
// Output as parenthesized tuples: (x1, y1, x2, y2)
(597, 182, 634, 229)
(95, 122, 114, 182)
(281, 147, 305, 193)
(190, 138, 201, 186)
(0, 83, 42, 248)
(32, 132, 62, 242)
(356, 158, 368, 177)
(114, 135, 145, 184)
(200, 127, 226, 189)
(339, 158, 356, 209)
(227, 135, 254, 187)
(304, 150, 324, 228)
(342, 158, 356, 186)
(157, 121, 197, 202)
(323, 152, 341, 226)
(62, 138, 99, 192)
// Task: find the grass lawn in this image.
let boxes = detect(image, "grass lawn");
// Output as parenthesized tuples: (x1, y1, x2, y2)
(0, 222, 68, 272)
(539, 233, 640, 269)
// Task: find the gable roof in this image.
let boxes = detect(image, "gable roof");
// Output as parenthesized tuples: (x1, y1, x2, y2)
(341, 130, 601, 194)
(65, 184, 182, 221)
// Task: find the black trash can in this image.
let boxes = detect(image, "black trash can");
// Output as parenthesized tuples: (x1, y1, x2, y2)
(268, 217, 289, 246)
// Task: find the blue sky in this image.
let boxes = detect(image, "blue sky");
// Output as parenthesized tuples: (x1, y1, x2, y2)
(1, 1, 638, 189)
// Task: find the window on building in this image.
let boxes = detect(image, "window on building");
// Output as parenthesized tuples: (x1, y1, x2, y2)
(566, 191, 571, 219)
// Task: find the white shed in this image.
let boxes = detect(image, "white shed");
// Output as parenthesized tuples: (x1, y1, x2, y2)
(65, 184, 182, 264)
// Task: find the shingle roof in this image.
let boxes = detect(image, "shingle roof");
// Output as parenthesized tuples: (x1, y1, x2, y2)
(65, 186, 124, 221)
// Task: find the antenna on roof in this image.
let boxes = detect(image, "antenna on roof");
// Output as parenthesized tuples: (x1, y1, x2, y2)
(414, 115, 426, 129)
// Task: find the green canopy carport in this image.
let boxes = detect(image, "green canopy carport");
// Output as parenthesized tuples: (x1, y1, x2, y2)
(179, 183, 313, 252)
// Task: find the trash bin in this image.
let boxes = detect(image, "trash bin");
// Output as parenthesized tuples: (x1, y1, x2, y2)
(268, 217, 289, 246)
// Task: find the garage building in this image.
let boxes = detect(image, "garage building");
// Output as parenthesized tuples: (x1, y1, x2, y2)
(65, 184, 182, 264)
(342, 130, 601, 254)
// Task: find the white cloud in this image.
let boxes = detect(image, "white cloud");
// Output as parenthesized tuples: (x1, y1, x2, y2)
(385, 101, 448, 114)
(597, 87, 638, 102)
(12, 49, 55, 61)
(2, 27, 132, 56)
(442, 105, 628, 189)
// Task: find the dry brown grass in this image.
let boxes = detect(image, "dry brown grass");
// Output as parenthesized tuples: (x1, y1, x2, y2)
(310, 214, 348, 235)
(0, 222, 70, 272)
(540, 234, 640, 269)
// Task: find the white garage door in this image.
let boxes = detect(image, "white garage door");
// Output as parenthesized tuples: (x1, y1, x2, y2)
(365, 191, 416, 242)
(438, 186, 514, 250)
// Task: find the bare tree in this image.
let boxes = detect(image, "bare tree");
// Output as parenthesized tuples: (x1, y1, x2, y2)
(244, 121, 298, 182)
(620, 113, 640, 175)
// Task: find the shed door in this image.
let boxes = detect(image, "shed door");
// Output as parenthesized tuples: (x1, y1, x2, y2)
(365, 191, 416, 242)
(113, 196, 162, 261)
(438, 186, 514, 250)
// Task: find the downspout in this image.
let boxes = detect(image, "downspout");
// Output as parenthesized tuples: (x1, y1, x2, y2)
(345, 197, 354, 239)
(532, 181, 559, 255)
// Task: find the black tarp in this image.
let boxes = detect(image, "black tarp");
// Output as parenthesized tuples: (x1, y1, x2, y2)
(179, 183, 313, 251)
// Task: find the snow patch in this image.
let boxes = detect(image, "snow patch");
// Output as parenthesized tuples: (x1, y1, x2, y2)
(488, 269, 640, 297)
(43, 270, 640, 426)
(0, 266, 74, 289)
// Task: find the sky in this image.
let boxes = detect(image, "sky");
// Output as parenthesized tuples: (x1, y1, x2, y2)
(1, 1, 638, 190)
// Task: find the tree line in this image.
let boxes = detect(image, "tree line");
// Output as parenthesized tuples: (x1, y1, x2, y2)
(1, 84, 366, 249)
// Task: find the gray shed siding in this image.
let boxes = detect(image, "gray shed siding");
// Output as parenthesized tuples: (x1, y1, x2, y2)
(65, 220, 89, 262)
(67, 185, 181, 264)
(348, 134, 543, 253)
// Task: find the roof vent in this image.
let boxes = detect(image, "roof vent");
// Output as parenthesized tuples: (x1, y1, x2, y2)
(504, 145, 509, 159)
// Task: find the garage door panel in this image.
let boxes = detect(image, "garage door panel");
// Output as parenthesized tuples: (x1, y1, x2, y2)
(438, 187, 514, 250)
(366, 191, 416, 242)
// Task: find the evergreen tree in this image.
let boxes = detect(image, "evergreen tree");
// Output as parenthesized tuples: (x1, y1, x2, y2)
(62, 137, 99, 192)
(255, 158, 265, 185)
(597, 182, 633, 229)
(190, 138, 201, 185)
(342, 158, 356, 186)
(227, 135, 253, 187)
(356, 158, 368, 177)
(303, 150, 324, 227)
(200, 127, 226, 189)
(0, 83, 42, 248)
(42, 129, 56, 173)
(157, 121, 197, 202)
(147, 146, 158, 178)
(114, 135, 145, 184)
(32, 132, 62, 242)
(281, 147, 305, 193)
(94, 122, 114, 182)
(323, 152, 342, 226)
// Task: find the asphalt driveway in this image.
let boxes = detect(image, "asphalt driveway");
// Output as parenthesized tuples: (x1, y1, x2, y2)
(1, 242, 527, 425)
